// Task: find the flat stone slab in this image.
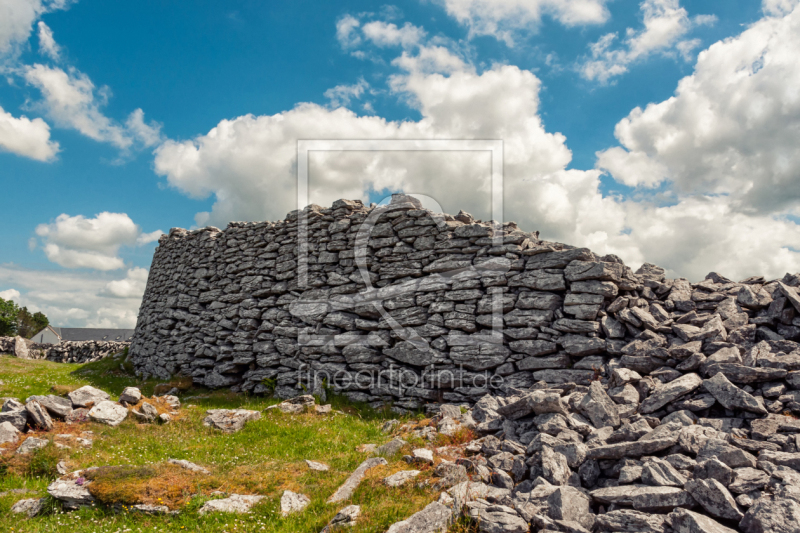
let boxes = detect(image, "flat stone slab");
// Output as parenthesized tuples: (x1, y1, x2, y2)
(10, 498, 46, 517)
(328, 457, 388, 503)
(639, 373, 702, 414)
(280, 490, 310, 516)
(88, 401, 128, 427)
(198, 494, 264, 514)
(0, 420, 21, 445)
(320, 505, 361, 533)
(386, 501, 452, 533)
(48, 476, 95, 509)
(306, 460, 329, 471)
(26, 395, 72, 418)
(168, 458, 210, 474)
(68, 386, 110, 408)
(0, 408, 27, 432)
(385, 470, 421, 487)
(586, 436, 677, 460)
(202, 409, 261, 433)
(16, 437, 48, 455)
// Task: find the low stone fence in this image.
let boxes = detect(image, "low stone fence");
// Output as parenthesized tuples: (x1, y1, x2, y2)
(0, 336, 129, 364)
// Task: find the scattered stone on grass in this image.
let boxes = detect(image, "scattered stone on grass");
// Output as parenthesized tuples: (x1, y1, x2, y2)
(67, 386, 110, 408)
(88, 401, 128, 427)
(320, 505, 361, 532)
(0, 420, 20, 444)
(385, 470, 421, 487)
(168, 458, 210, 474)
(328, 457, 388, 503)
(202, 409, 261, 433)
(16, 437, 48, 455)
(10, 497, 45, 518)
(198, 494, 265, 514)
(306, 459, 329, 471)
(280, 490, 310, 516)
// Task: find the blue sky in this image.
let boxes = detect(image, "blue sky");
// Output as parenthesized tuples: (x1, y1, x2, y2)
(0, 0, 798, 327)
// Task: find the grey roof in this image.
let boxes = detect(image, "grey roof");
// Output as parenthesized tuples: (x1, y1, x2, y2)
(49, 328, 135, 342)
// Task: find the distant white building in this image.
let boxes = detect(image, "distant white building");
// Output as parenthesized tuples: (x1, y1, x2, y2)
(31, 326, 135, 344)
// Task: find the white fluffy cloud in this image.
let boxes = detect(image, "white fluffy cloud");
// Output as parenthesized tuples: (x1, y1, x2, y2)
(438, 0, 610, 45)
(23, 64, 162, 150)
(336, 15, 427, 60)
(0, 288, 21, 302)
(154, 11, 800, 282)
(361, 21, 427, 48)
(100, 267, 149, 298)
(763, 0, 800, 16)
(0, 265, 145, 328)
(596, 4, 800, 213)
(0, 104, 59, 161)
(581, 0, 715, 83)
(34, 212, 163, 271)
(324, 78, 369, 108)
(36, 21, 59, 60)
(0, 0, 70, 60)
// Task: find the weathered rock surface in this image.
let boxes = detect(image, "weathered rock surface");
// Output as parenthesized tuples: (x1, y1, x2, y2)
(16, 437, 48, 454)
(0, 420, 21, 444)
(119, 387, 142, 404)
(67, 386, 110, 408)
(280, 490, 310, 516)
(328, 457, 388, 503)
(88, 401, 128, 427)
(168, 458, 210, 474)
(202, 409, 261, 433)
(385, 470, 421, 487)
(48, 477, 95, 509)
(386, 501, 451, 533)
(10, 497, 46, 517)
(198, 494, 265, 514)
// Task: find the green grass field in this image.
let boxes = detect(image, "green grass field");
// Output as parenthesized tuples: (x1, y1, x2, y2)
(0, 354, 465, 533)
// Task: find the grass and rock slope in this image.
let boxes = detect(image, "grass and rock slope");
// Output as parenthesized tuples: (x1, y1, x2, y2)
(0, 353, 469, 533)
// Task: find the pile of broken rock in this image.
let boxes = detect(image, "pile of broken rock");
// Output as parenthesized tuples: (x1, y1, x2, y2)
(0, 385, 180, 455)
(394, 359, 800, 532)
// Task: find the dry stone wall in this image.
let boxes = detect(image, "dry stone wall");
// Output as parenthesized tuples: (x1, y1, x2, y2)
(129, 195, 800, 411)
(0, 336, 128, 363)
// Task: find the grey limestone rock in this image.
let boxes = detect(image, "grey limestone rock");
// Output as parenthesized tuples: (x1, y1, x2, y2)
(16, 437, 48, 455)
(88, 400, 128, 427)
(202, 409, 261, 433)
(639, 373, 703, 414)
(280, 490, 310, 516)
(47, 477, 95, 509)
(668, 508, 737, 533)
(198, 494, 265, 514)
(320, 505, 361, 532)
(385, 470, 421, 487)
(10, 497, 46, 517)
(579, 380, 620, 428)
(168, 458, 210, 474)
(119, 387, 142, 404)
(25, 400, 53, 431)
(67, 385, 110, 408)
(0, 408, 27, 431)
(26, 395, 72, 418)
(0, 420, 21, 444)
(595, 509, 667, 533)
(328, 457, 388, 503)
(704, 373, 768, 415)
(386, 501, 452, 533)
(684, 478, 743, 521)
